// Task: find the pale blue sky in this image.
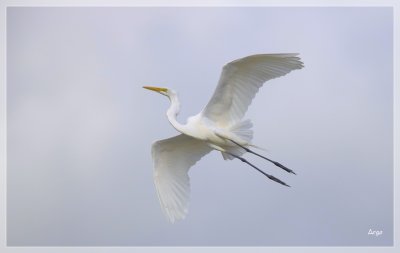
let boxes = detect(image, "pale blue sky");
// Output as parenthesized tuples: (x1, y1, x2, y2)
(7, 7, 393, 246)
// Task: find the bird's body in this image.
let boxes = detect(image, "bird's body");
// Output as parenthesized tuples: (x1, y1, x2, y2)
(172, 110, 246, 150)
(144, 54, 304, 223)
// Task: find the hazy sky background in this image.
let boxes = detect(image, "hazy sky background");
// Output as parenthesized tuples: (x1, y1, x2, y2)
(7, 7, 393, 246)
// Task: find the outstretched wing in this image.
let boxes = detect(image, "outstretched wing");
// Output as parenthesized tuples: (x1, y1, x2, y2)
(151, 134, 212, 223)
(201, 54, 304, 127)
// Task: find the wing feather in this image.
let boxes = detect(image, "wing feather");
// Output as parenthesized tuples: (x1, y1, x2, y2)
(201, 54, 304, 127)
(151, 134, 212, 223)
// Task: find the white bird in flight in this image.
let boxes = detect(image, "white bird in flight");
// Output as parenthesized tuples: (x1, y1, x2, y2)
(143, 54, 304, 223)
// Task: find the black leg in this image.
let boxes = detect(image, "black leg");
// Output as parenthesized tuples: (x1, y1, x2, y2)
(228, 153, 290, 187)
(229, 139, 296, 175)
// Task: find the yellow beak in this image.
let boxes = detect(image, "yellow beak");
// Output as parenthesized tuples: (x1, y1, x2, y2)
(143, 86, 168, 92)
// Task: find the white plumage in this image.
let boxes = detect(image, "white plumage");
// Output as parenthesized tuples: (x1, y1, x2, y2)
(202, 54, 303, 127)
(152, 134, 211, 223)
(144, 54, 304, 223)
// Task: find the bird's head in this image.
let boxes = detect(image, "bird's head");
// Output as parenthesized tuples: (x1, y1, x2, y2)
(143, 86, 172, 97)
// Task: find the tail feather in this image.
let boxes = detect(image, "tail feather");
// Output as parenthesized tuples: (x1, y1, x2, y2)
(221, 120, 254, 160)
(230, 119, 253, 142)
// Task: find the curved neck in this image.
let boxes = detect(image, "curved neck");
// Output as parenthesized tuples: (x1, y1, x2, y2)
(166, 93, 187, 133)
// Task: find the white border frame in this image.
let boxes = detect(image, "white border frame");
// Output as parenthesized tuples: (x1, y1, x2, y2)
(1, 1, 398, 252)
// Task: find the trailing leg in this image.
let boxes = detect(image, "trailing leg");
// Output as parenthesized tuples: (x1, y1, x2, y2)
(228, 139, 296, 175)
(227, 152, 290, 187)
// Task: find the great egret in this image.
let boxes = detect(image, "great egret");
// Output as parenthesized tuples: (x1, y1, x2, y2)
(144, 54, 303, 223)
